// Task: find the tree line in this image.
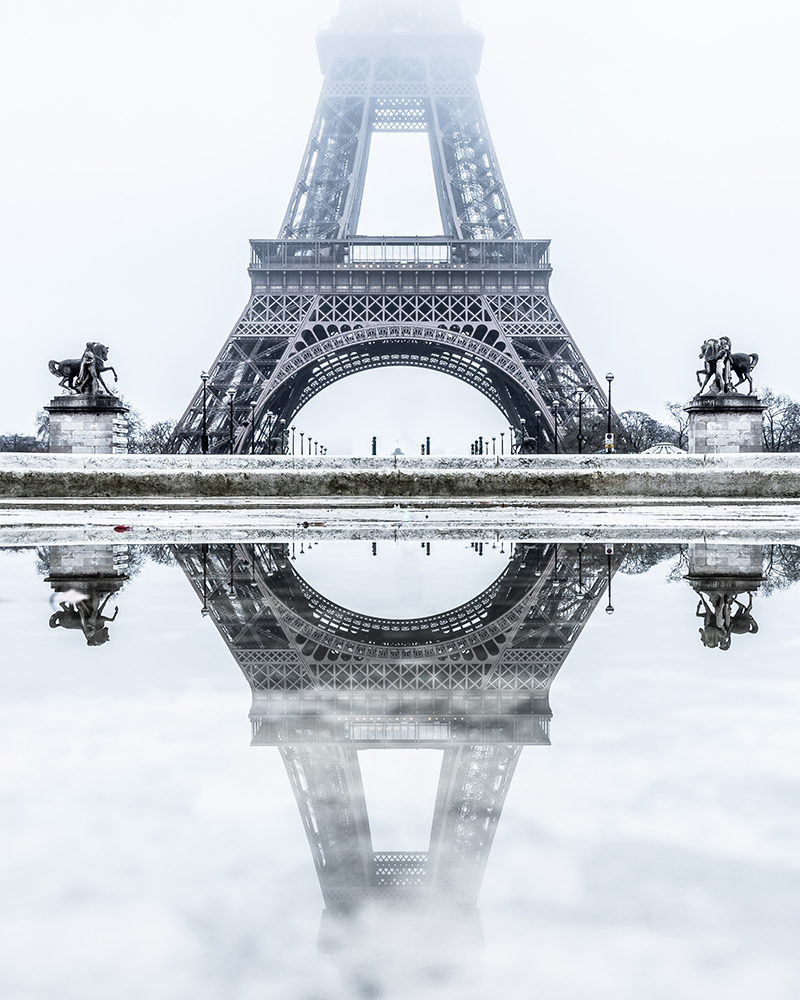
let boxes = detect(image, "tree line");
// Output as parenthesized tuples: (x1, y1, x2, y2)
(4, 388, 800, 453)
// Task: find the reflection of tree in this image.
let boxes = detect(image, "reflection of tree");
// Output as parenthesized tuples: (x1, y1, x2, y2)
(618, 544, 683, 576)
(760, 544, 800, 595)
(49, 593, 119, 646)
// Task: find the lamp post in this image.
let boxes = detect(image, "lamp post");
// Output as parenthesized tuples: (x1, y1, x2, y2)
(300, 431, 304, 455)
(200, 372, 209, 454)
(605, 373, 615, 453)
(249, 402, 256, 455)
(492, 436, 496, 455)
(500, 431, 504, 455)
(552, 399, 559, 455)
(226, 389, 234, 454)
(575, 388, 587, 454)
(291, 425, 296, 455)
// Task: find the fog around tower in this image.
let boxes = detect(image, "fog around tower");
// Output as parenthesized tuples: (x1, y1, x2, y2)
(0, 0, 797, 451)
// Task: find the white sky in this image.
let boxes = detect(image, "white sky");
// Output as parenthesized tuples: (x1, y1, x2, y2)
(1, 0, 798, 451)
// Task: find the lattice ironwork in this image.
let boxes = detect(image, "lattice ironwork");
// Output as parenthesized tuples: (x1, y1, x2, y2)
(170, 3, 608, 455)
(173, 537, 621, 921)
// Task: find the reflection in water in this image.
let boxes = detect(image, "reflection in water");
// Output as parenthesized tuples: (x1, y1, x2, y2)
(174, 541, 619, 995)
(685, 544, 763, 651)
(44, 545, 128, 646)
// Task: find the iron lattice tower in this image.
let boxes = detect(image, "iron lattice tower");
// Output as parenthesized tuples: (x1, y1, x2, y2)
(170, 0, 608, 454)
(174, 539, 618, 982)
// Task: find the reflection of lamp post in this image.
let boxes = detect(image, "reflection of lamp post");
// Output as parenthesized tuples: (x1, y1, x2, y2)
(201, 543, 209, 616)
(291, 425, 296, 455)
(552, 399, 559, 455)
(300, 431, 304, 455)
(577, 543, 584, 592)
(250, 402, 257, 455)
(500, 431, 504, 455)
(200, 372, 209, 454)
(492, 436, 496, 455)
(605, 543, 614, 614)
(605, 373, 615, 453)
(535, 411, 541, 454)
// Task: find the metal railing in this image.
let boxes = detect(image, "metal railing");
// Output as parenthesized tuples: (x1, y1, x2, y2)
(249, 237, 551, 270)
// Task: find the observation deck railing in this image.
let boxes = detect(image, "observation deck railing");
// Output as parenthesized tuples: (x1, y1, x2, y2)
(249, 237, 551, 270)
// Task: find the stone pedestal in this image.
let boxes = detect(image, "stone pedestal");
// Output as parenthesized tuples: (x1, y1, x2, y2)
(45, 394, 129, 454)
(685, 394, 764, 454)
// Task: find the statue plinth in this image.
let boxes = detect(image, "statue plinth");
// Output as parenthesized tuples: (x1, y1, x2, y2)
(45, 394, 129, 454)
(685, 393, 765, 454)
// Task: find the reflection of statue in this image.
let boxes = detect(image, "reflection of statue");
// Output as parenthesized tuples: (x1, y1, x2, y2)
(696, 337, 758, 395)
(48, 342, 118, 395)
(686, 543, 763, 651)
(49, 593, 118, 646)
(695, 591, 758, 650)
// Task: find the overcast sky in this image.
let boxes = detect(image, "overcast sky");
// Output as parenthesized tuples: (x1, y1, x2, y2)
(1, 0, 798, 451)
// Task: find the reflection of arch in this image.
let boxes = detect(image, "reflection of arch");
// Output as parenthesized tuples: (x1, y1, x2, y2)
(240, 323, 552, 453)
(174, 540, 617, 984)
(267, 541, 546, 657)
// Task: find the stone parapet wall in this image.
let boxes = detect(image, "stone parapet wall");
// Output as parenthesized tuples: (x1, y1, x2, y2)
(3, 453, 800, 499)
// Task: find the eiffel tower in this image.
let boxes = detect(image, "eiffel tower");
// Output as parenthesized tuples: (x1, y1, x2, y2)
(173, 539, 617, 989)
(170, 0, 608, 455)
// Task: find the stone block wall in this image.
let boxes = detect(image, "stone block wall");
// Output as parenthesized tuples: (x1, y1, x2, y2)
(686, 396, 765, 454)
(47, 545, 129, 579)
(687, 544, 763, 579)
(688, 410, 763, 453)
(46, 397, 129, 454)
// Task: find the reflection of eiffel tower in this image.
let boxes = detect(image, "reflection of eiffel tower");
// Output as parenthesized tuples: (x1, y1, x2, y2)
(170, 0, 608, 455)
(176, 542, 614, 943)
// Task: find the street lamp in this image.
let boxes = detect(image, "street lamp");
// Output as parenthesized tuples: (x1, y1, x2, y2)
(200, 372, 209, 454)
(575, 387, 588, 454)
(605, 373, 615, 453)
(249, 401, 257, 455)
(552, 399, 559, 455)
(226, 389, 234, 455)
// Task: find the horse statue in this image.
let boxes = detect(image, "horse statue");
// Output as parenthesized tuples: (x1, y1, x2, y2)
(49, 342, 118, 395)
(696, 337, 758, 395)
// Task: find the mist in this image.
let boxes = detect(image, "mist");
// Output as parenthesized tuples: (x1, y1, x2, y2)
(1, 0, 797, 447)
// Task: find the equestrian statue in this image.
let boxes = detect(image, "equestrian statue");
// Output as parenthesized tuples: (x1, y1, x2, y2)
(696, 336, 758, 395)
(49, 342, 118, 395)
